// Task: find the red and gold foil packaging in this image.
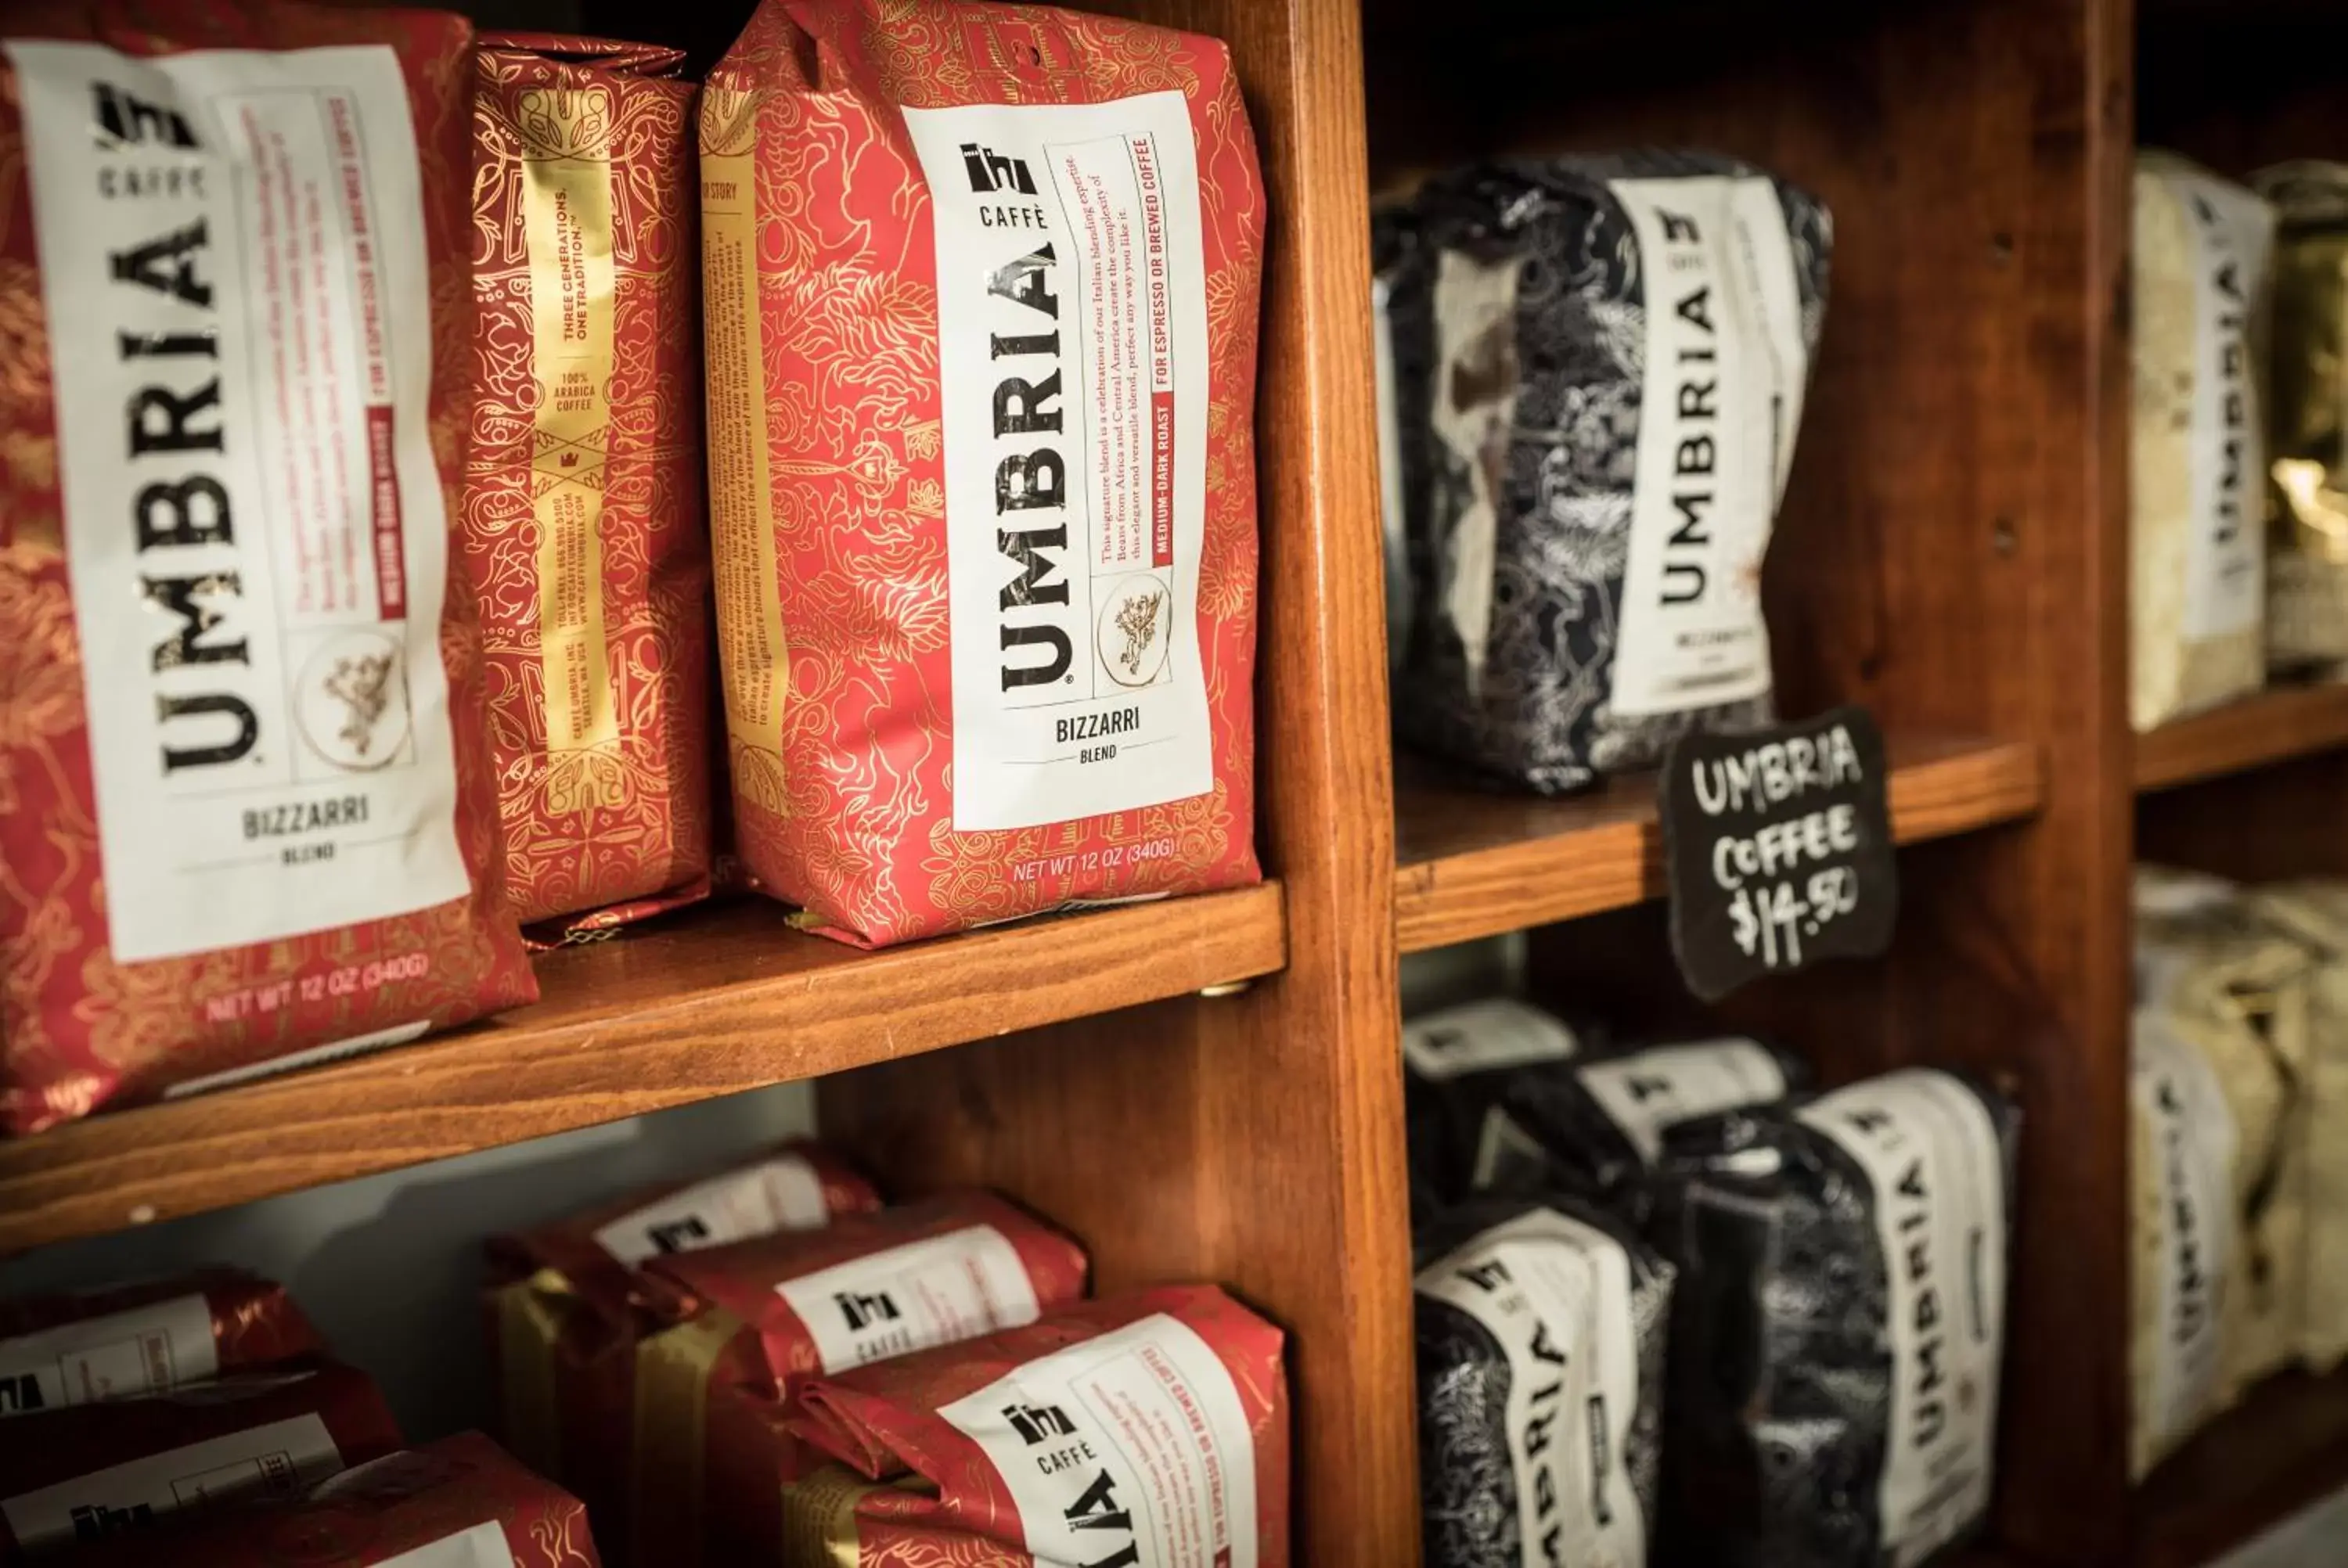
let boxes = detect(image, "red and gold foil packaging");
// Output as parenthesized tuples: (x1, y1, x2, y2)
(64, 1431, 600, 1567)
(0, 1270, 319, 1413)
(0, 3, 536, 1135)
(628, 1191, 1089, 1566)
(788, 1286, 1290, 1567)
(0, 1360, 400, 1558)
(699, 0, 1265, 948)
(466, 34, 715, 937)
(482, 1143, 880, 1559)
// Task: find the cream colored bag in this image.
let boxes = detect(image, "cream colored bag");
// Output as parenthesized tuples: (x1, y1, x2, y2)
(2132, 155, 2277, 730)
(2245, 880, 2348, 1372)
(2136, 868, 2314, 1400)
(2130, 1006, 2238, 1480)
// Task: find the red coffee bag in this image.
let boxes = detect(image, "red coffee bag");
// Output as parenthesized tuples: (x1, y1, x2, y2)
(63, 1431, 600, 1567)
(699, 0, 1266, 947)
(0, 1361, 400, 1558)
(789, 1286, 1289, 1568)
(467, 33, 715, 937)
(0, 1270, 319, 1415)
(483, 1142, 879, 1554)
(0, 3, 536, 1132)
(631, 1191, 1088, 1566)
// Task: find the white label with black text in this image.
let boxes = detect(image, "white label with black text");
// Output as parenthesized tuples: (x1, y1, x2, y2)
(902, 93, 1212, 831)
(592, 1156, 830, 1268)
(377, 1522, 517, 1568)
(1577, 1038, 1788, 1163)
(1415, 1207, 1647, 1567)
(0, 1412, 341, 1552)
(1798, 1070, 2006, 1568)
(1606, 176, 1807, 718)
(9, 41, 466, 965)
(0, 1293, 218, 1418)
(773, 1225, 1040, 1373)
(1402, 998, 1579, 1081)
(2134, 1009, 2237, 1449)
(939, 1312, 1258, 1568)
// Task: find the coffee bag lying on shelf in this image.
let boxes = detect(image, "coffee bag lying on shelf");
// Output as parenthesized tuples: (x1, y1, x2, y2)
(2131, 153, 2276, 730)
(466, 33, 714, 938)
(2240, 880, 2348, 1372)
(2137, 866, 2313, 1395)
(0, 1270, 319, 1415)
(2252, 163, 2348, 674)
(63, 1430, 598, 1567)
(1381, 154, 1833, 794)
(1414, 1201, 1673, 1568)
(699, 0, 1266, 947)
(630, 1191, 1088, 1566)
(1653, 1068, 2018, 1568)
(484, 1142, 879, 1552)
(0, 1361, 398, 1559)
(1493, 1034, 1809, 1219)
(1403, 998, 1586, 1212)
(2130, 1006, 2238, 1480)
(0, 5, 536, 1134)
(788, 1286, 1288, 1568)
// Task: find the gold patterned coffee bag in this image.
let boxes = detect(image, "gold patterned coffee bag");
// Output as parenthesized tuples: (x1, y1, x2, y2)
(466, 34, 712, 937)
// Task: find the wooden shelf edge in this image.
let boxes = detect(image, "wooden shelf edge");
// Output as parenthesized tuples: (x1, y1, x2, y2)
(2133, 1365, 2348, 1568)
(2134, 682, 2348, 793)
(0, 883, 1286, 1257)
(1395, 734, 2045, 953)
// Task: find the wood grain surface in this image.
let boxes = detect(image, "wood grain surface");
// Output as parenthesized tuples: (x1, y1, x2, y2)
(2133, 1367, 2348, 1568)
(0, 886, 1283, 1256)
(2134, 682, 2348, 793)
(1396, 734, 2044, 953)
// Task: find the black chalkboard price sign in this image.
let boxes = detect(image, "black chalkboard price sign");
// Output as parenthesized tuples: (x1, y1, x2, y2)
(1658, 706, 1900, 1002)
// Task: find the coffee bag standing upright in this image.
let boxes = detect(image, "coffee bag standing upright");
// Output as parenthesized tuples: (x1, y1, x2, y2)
(467, 34, 714, 937)
(700, 0, 1265, 947)
(0, 5, 535, 1132)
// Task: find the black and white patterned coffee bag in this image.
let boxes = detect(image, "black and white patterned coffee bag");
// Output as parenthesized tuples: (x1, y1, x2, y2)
(1493, 1034, 1811, 1220)
(1652, 1068, 2018, 1568)
(1415, 1199, 1674, 1568)
(1403, 998, 1589, 1215)
(1381, 153, 1833, 794)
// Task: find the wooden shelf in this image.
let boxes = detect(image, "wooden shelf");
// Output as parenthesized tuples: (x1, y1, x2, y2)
(1393, 734, 2045, 953)
(0, 885, 1285, 1256)
(2134, 1367, 2348, 1568)
(2134, 683, 2348, 793)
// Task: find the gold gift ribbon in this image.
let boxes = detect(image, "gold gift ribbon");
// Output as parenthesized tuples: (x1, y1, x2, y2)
(494, 1268, 578, 1483)
(699, 86, 790, 816)
(632, 1306, 743, 1564)
(781, 1464, 877, 1566)
(518, 85, 625, 812)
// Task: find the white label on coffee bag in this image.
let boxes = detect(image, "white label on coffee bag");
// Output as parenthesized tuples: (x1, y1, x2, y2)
(1577, 1038, 1789, 1163)
(774, 1225, 1040, 1373)
(0, 1412, 340, 1552)
(0, 1294, 218, 1417)
(592, 1156, 831, 1267)
(1402, 998, 1579, 1081)
(8, 42, 466, 965)
(377, 1522, 517, 1568)
(939, 1312, 1259, 1568)
(2134, 1009, 2237, 1451)
(2155, 164, 2271, 641)
(902, 92, 1212, 832)
(1416, 1207, 1647, 1568)
(1606, 176, 1807, 718)
(1799, 1070, 2006, 1568)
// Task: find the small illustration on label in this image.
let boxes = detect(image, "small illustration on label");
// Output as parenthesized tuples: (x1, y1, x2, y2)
(1100, 575, 1172, 687)
(298, 631, 411, 771)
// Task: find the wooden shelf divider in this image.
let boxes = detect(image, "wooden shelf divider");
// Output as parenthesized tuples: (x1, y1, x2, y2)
(2134, 682, 2348, 793)
(2132, 1367, 2348, 1568)
(0, 885, 1284, 1257)
(1395, 734, 2045, 954)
